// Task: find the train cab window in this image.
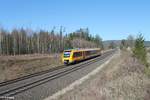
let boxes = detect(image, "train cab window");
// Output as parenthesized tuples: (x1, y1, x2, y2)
(64, 51, 71, 58)
(73, 52, 82, 57)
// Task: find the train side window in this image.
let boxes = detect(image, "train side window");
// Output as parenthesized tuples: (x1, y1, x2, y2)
(73, 52, 82, 57)
(85, 51, 91, 56)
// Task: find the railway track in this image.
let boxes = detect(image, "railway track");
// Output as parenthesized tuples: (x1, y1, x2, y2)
(0, 65, 66, 87)
(0, 50, 115, 97)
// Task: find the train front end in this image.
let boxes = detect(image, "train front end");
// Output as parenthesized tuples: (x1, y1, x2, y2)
(62, 50, 73, 65)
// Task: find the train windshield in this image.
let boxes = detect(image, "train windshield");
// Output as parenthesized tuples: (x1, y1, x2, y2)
(64, 51, 71, 57)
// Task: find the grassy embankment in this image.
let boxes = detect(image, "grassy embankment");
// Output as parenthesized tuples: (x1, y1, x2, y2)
(146, 52, 150, 76)
(0, 54, 62, 82)
(56, 50, 150, 100)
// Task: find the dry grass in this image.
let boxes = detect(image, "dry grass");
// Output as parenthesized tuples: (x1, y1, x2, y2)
(145, 53, 150, 77)
(147, 53, 150, 63)
(56, 51, 150, 100)
(0, 54, 62, 82)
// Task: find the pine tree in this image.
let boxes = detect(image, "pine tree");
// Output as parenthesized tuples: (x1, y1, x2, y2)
(133, 34, 148, 66)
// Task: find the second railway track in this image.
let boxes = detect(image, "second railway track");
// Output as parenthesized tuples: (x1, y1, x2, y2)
(0, 50, 115, 97)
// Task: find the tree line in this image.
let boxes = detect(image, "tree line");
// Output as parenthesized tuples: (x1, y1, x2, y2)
(0, 27, 103, 55)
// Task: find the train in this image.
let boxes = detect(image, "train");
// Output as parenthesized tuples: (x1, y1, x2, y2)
(62, 48, 101, 65)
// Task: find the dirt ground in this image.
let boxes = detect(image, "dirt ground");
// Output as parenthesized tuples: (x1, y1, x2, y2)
(56, 51, 150, 100)
(0, 54, 62, 82)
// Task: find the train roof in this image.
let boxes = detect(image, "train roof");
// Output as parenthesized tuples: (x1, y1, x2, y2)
(64, 48, 101, 52)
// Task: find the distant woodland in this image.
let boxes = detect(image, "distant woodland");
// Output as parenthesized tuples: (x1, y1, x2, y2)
(0, 27, 103, 55)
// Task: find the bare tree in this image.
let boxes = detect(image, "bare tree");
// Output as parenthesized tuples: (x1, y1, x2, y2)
(127, 35, 135, 48)
(109, 41, 116, 49)
(0, 27, 103, 55)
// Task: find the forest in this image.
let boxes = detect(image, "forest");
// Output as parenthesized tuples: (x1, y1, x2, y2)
(0, 27, 103, 55)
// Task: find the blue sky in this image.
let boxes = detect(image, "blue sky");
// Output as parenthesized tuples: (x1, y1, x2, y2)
(0, 0, 150, 40)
